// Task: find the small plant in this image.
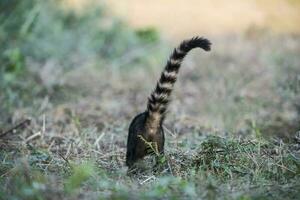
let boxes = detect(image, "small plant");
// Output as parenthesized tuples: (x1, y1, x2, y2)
(138, 135, 160, 156)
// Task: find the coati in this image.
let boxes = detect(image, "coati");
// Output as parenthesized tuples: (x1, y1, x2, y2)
(126, 36, 211, 168)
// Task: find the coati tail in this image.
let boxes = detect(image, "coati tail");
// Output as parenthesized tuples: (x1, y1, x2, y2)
(146, 37, 211, 129)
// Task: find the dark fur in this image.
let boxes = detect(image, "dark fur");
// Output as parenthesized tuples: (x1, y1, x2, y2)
(126, 37, 211, 168)
(126, 112, 165, 167)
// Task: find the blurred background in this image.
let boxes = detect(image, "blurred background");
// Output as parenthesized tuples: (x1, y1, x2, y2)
(1, 0, 299, 136)
(106, 0, 300, 38)
(70, 0, 300, 38)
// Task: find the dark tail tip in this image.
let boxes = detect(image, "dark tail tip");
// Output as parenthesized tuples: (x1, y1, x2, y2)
(186, 36, 212, 51)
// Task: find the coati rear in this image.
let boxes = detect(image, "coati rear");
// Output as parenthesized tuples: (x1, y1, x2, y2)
(126, 36, 211, 167)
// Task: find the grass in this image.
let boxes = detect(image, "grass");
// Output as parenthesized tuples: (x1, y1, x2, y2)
(0, 0, 300, 199)
(1, 132, 299, 199)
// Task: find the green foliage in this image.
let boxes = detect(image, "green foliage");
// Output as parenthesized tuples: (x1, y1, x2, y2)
(3, 48, 25, 76)
(65, 163, 95, 194)
(135, 27, 159, 43)
(0, 0, 160, 119)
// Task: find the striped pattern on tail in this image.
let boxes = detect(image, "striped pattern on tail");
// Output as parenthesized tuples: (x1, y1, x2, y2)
(146, 37, 211, 130)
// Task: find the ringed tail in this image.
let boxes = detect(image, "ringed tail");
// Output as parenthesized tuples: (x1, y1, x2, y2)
(146, 37, 211, 130)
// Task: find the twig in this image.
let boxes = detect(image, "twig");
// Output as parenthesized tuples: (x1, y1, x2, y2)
(65, 142, 72, 159)
(97, 153, 123, 159)
(198, 149, 226, 154)
(163, 125, 176, 137)
(274, 163, 296, 174)
(0, 119, 31, 138)
(91, 149, 105, 156)
(94, 132, 105, 149)
(25, 131, 41, 143)
(42, 114, 46, 140)
(166, 158, 174, 176)
(47, 140, 56, 152)
(58, 152, 71, 167)
(140, 175, 156, 185)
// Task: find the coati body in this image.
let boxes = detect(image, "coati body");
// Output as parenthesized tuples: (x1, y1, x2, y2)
(126, 37, 211, 168)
